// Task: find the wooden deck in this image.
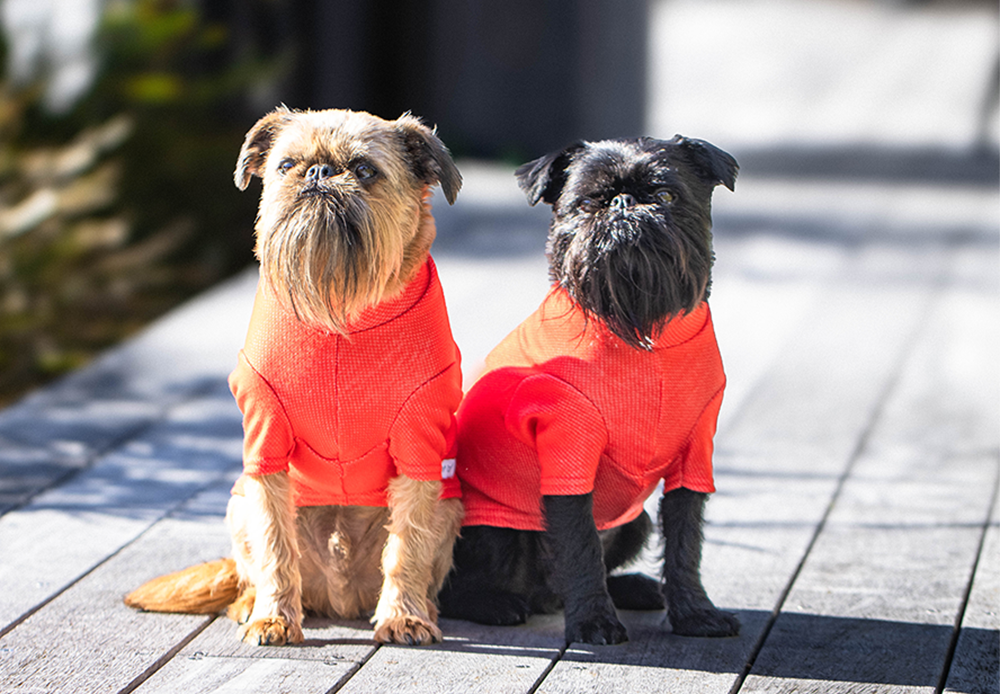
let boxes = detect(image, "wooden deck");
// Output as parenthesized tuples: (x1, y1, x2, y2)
(0, 159, 996, 693)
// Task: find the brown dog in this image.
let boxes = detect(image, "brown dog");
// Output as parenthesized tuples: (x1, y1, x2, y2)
(125, 107, 465, 647)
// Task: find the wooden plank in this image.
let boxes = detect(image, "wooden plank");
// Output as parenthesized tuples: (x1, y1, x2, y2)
(739, 531, 990, 693)
(131, 545, 565, 694)
(134, 616, 377, 694)
(336, 646, 554, 694)
(706, 233, 849, 431)
(0, 501, 232, 694)
(0, 382, 243, 631)
(0, 436, 84, 514)
(945, 488, 999, 694)
(0, 433, 377, 694)
(144, 594, 566, 694)
(0, 269, 254, 515)
(740, 244, 1000, 693)
(943, 243, 1000, 694)
(531, 237, 954, 692)
(138, 657, 357, 694)
(134, 570, 566, 694)
(335, 618, 564, 694)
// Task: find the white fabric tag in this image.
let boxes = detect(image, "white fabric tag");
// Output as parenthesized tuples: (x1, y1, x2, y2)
(441, 458, 456, 480)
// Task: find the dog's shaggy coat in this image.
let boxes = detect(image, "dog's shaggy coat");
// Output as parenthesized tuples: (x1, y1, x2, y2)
(126, 108, 464, 646)
(440, 137, 740, 645)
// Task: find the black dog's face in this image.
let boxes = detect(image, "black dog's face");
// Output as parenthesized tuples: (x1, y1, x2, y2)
(516, 136, 737, 349)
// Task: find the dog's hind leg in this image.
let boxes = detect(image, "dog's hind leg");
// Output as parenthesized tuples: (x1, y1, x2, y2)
(601, 511, 665, 611)
(439, 525, 550, 626)
(372, 476, 461, 645)
(659, 487, 739, 637)
(227, 472, 304, 645)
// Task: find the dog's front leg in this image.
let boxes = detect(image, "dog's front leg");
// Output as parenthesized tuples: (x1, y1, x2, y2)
(544, 493, 628, 645)
(660, 487, 739, 637)
(237, 472, 304, 645)
(373, 475, 462, 645)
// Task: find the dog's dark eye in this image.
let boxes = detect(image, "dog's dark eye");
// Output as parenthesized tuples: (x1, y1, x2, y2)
(278, 159, 295, 175)
(654, 189, 675, 204)
(579, 197, 602, 213)
(354, 163, 378, 181)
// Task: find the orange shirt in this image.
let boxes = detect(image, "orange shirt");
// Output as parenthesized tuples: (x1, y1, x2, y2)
(229, 258, 462, 507)
(456, 287, 724, 531)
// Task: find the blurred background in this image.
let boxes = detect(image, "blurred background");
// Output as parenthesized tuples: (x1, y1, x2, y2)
(0, 0, 997, 405)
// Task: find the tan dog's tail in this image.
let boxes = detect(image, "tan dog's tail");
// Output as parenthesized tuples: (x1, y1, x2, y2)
(124, 558, 240, 615)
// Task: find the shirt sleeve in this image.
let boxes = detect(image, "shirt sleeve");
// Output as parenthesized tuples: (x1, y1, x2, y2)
(670, 385, 723, 493)
(503, 373, 609, 496)
(389, 360, 463, 483)
(228, 351, 294, 476)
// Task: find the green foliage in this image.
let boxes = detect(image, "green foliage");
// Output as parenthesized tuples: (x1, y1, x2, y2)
(0, 0, 282, 405)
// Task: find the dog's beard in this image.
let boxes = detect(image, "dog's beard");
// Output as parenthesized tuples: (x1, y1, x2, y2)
(548, 208, 712, 350)
(256, 191, 406, 332)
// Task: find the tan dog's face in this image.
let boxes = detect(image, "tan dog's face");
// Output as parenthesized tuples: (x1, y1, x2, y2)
(235, 107, 461, 331)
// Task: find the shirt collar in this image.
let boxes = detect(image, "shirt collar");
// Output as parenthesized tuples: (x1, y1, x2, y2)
(542, 286, 710, 349)
(345, 257, 434, 333)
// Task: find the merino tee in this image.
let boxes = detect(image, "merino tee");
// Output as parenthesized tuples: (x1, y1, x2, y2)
(229, 257, 462, 508)
(456, 287, 724, 531)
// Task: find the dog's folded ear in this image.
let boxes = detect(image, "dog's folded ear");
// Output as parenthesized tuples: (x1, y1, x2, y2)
(235, 106, 295, 191)
(515, 142, 586, 206)
(673, 136, 739, 192)
(394, 115, 463, 205)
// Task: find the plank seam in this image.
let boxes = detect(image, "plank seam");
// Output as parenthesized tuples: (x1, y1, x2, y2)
(116, 615, 219, 694)
(525, 642, 569, 694)
(726, 263, 942, 693)
(324, 643, 382, 694)
(0, 377, 225, 520)
(934, 454, 1000, 694)
(0, 464, 237, 639)
(0, 419, 155, 519)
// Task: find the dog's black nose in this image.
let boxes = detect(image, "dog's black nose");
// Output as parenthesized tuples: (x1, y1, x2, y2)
(610, 193, 636, 210)
(305, 163, 334, 181)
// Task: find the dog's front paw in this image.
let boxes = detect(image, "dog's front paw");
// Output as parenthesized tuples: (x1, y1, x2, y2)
(669, 607, 740, 638)
(239, 616, 304, 646)
(373, 615, 442, 646)
(565, 612, 628, 646)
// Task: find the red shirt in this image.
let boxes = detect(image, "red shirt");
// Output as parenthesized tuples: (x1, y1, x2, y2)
(456, 287, 724, 531)
(229, 258, 462, 507)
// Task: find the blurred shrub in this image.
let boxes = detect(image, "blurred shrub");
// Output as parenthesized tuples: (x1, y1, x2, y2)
(0, 0, 282, 405)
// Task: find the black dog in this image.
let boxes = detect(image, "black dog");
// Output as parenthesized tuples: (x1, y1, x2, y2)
(439, 137, 740, 645)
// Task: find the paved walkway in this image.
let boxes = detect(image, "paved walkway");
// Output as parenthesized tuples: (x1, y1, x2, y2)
(1, 0, 998, 692)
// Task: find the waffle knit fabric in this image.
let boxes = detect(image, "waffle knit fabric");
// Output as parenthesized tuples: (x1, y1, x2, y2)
(229, 257, 462, 507)
(456, 287, 724, 531)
